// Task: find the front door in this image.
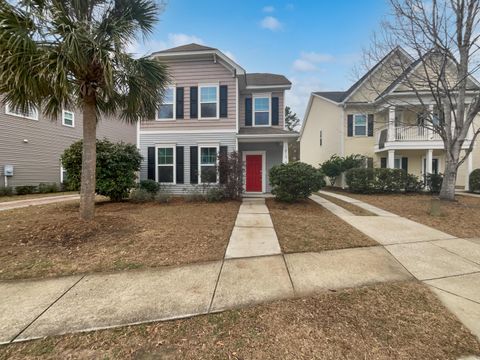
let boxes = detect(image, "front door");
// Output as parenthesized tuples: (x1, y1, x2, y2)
(246, 154, 263, 192)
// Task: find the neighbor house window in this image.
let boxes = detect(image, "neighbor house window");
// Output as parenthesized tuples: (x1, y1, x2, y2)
(253, 95, 270, 126)
(353, 114, 367, 136)
(199, 85, 218, 119)
(62, 110, 74, 127)
(319, 130, 323, 146)
(5, 103, 38, 120)
(199, 146, 218, 183)
(157, 87, 175, 120)
(60, 166, 68, 184)
(156, 146, 175, 183)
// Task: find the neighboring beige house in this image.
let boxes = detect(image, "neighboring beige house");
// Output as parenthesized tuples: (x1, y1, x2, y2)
(0, 102, 136, 188)
(138, 43, 298, 194)
(299, 47, 480, 190)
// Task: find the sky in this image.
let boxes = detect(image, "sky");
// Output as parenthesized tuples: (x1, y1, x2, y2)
(129, 0, 391, 119)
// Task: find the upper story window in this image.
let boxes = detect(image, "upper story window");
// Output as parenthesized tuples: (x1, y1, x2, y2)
(5, 103, 38, 121)
(199, 85, 218, 119)
(199, 146, 218, 183)
(253, 95, 270, 126)
(158, 87, 175, 120)
(353, 114, 367, 136)
(157, 146, 175, 183)
(62, 110, 75, 127)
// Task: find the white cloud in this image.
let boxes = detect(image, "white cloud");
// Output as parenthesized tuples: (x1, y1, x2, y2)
(263, 5, 275, 12)
(260, 16, 282, 31)
(292, 51, 335, 72)
(301, 51, 334, 63)
(287, 76, 326, 119)
(127, 33, 204, 57)
(168, 33, 204, 47)
(292, 59, 317, 72)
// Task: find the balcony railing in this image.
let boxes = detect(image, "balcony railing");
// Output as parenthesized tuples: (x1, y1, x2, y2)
(378, 126, 442, 149)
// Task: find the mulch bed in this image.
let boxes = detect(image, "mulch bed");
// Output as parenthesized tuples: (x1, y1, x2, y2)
(0, 199, 239, 280)
(2, 281, 479, 360)
(266, 198, 377, 253)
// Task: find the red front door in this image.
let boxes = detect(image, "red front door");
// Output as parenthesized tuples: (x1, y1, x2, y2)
(246, 154, 263, 192)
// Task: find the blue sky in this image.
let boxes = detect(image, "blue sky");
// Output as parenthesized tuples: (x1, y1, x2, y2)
(130, 0, 391, 118)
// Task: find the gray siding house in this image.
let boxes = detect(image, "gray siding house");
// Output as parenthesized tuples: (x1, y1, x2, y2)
(139, 43, 298, 194)
(0, 102, 136, 187)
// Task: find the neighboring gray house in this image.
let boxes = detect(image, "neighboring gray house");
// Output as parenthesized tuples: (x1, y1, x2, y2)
(139, 43, 298, 194)
(0, 101, 136, 188)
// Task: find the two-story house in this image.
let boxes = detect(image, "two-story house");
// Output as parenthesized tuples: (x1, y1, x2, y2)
(299, 47, 480, 190)
(0, 101, 136, 188)
(138, 43, 298, 194)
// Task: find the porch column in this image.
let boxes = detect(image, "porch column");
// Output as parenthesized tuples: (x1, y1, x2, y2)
(427, 104, 434, 139)
(387, 149, 395, 169)
(465, 150, 473, 191)
(282, 140, 289, 164)
(426, 149, 433, 175)
(388, 107, 396, 142)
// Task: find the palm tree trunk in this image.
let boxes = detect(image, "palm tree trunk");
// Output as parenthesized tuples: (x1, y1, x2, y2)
(439, 149, 459, 201)
(79, 98, 97, 220)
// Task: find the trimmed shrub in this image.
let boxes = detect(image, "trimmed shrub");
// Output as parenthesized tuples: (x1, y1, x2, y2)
(38, 183, 59, 194)
(269, 162, 326, 202)
(139, 179, 161, 195)
(425, 173, 443, 194)
(15, 185, 37, 195)
(469, 169, 480, 193)
(346, 168, 424, 194)
(129, 188, 153, 203)
(206, 187, 225, 202)
(0, 186, 13, 196)
(61, 139, 142, 201)
(345, 168, 376, 194)
(404, 173, 424, 193)
(320, 155, 344, 186)
(375, 168, 405, 192)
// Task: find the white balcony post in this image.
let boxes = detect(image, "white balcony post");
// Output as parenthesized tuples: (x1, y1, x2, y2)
(427, 104, 434, 139)
(388, 107, 396, 142)
(426, 149, 433, 175)
(282, 140, 289, 164)
(387, 150, 395, 169)
(465, 150, 473, 191)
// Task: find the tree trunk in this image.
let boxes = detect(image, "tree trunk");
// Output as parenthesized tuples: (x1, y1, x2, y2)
(79, 98, 97, 220)
(439, 151, 459, 201)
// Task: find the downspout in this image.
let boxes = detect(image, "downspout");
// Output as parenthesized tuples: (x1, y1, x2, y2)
(340, 102, 346, 188)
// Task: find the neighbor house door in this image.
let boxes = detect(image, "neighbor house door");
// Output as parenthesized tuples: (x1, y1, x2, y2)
(245, 154, 263, 192)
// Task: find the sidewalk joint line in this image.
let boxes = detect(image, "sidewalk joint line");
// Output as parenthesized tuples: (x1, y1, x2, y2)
(428, 241, 480, 267)
(427, 283, 480, 305)
(281, 254, 296, 296)
(421, 270, 480, 282)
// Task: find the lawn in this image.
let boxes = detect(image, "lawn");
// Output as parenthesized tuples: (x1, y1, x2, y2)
(316, 192, 376, 216)
(0, 191, 78, 203)
(266, 198, 377, 253)
(327, 190, 480, 238)
(1, 281, 478, 360)
(0, 199, 239, 280)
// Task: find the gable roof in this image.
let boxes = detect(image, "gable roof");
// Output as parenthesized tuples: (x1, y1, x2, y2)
(313, 91, 347, 103)
(239, 73, 291, 89)
(152, 43, 217, 54)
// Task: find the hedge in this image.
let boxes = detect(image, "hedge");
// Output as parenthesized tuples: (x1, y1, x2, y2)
(345, 168, 425, 194)
(469, 169, 480, 193)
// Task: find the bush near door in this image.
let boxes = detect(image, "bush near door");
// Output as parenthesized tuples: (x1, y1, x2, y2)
(346, 168, 425, 194)
(469, 169, 480, 193)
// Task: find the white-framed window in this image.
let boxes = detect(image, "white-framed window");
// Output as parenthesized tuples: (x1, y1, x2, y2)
(157, 87, 176, 120)
(253, 94, 271, 126)
(156, 145, 176, 184)
(198, 145, 219, 183)
(353, 114, 367, 136)
(5, 103, 39, 121)
(62, 110, 75, 127)
(394, 157, 402, 170)
(199, 85, 219, 119)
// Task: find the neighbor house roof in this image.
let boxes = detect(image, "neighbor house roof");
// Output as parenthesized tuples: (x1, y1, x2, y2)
(238, 73, 291, 90)
(152, 43, 217, 54)
(238, 127, 297, 135)
(313, 91, 347, 103)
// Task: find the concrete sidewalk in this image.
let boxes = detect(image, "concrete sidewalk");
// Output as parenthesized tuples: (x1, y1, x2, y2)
(0, 194, 80, 211)
(315, 191, 480, 340)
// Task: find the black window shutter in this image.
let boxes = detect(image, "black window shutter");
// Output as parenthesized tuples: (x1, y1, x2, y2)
(176, 146, 184, 184)
(245, 97, 252, 126)
(380, 157, 387, 168)
(219, 146, 228, 184)
(190, 87, 198, 119)
(272, 97, 279, 126)
(368, 114, 374, 137)
(147, 147, 156, 180)
(176, 87, 184, 119)
(401, 157, 408, 173)
(219, 85, 228, 118)
(347, 115, 353, 137)
(190, 146, 198, 184)
(367, 157, 374, 168)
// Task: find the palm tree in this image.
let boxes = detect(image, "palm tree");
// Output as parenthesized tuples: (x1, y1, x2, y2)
(0, 0, 169, 220)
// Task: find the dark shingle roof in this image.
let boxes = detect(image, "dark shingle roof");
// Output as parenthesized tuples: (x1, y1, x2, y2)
(240, 73, 291, 88)
(313, 91, 347, 103)
(153, 43, 217, 54)
(238, 127, 298, 136)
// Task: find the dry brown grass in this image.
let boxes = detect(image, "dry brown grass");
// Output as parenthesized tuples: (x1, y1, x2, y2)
(330, 191, 480, 238)
(267, 198, 377, 253)
(0, 199, 239, 280)
(1, 281, 479, 360)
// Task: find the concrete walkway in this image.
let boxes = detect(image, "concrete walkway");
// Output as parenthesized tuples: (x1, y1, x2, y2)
(315, 191, 480, 340)
(0, 194, 79, 211)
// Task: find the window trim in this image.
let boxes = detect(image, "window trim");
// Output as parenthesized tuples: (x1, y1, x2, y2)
(253, 93, 271, 127)
(155, 144, 176, 184)
(62, 110, 75, 127)
(60, 165, 67, 183)
(157, 86, 176, 121)
(198, 84, 219, 120)
(353, 113, 368, 137)
(198, 144, 219, 184)
(5, 103, 39, 121)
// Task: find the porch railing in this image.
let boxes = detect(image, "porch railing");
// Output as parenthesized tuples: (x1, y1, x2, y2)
(377, 126, 441, 148)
